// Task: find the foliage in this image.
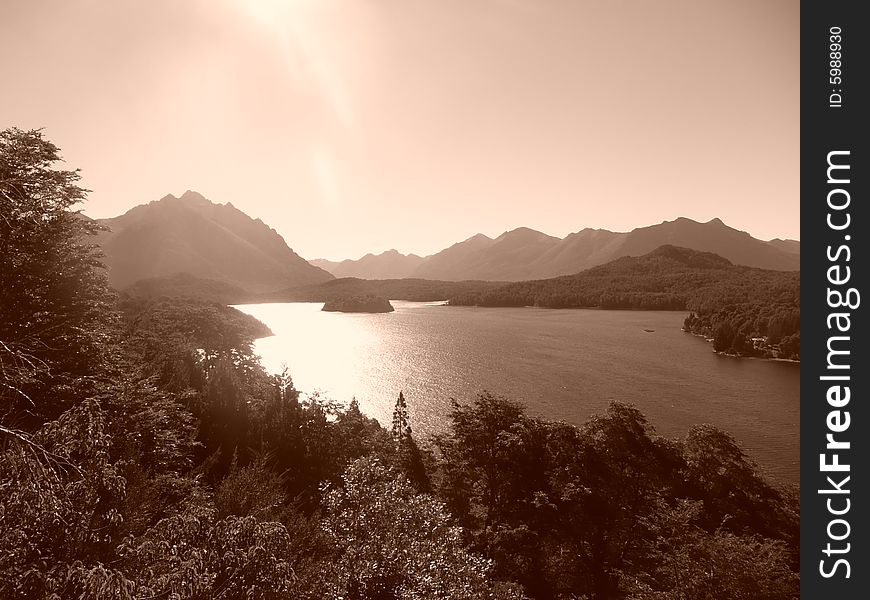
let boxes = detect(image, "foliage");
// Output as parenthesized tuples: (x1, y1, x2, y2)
(1, 128, 115, 423)
(684, 304, 799, 360)
(391, 391, 431, 492)
(121, 506, 296, 599)
(682, 425, 799, 548)
(124, 272, 254, 304)
(626, 500, 798, 600)
(0, 400, 126, 599)
(214, 455, 288, 521)
(392, 391, 410, 441)
(435, 393, 549, 540)
(433, 395, 798, 600)
(118, 295, 271, 392)
(317, 457, 526, 600)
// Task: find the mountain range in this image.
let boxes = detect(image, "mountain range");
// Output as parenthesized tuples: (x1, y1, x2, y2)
(312, 249, 426, 279)
(313, 218, 799, 281)
(94, 191, 333, 293)
(94, 191, 799, 294)
(447, 244, 800, 309)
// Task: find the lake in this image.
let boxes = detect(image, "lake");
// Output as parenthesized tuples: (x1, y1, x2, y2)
(234, 301, 800, 485)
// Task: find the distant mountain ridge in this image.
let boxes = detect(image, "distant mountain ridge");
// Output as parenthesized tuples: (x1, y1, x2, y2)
(315, 217, 799, 280)
(448, 244, 800, 310)
(446, 244, 801, 358)
(767, 238, 801, 254)
(312, 249, 425, 279)
(97, 194, 798, 293)
(95, 191, 334, 293)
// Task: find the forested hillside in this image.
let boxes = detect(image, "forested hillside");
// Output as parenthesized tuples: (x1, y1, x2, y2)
(449, 245, 800, 359)
(1, 129, 799, 599)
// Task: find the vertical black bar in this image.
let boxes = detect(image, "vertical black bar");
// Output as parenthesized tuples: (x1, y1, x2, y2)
(801, 1, 868, 596)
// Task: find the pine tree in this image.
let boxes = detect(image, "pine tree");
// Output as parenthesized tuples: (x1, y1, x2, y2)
(347, 396, 362, 418)
(391, 391, 430, 492)
(391, 390, 410, 443)
(201, 356, 249, 477)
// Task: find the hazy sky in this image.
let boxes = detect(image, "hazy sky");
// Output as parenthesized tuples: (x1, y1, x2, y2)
(2, 0, 798, 260)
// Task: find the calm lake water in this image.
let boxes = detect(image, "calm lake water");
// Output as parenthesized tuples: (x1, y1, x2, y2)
(234, 301, 800, 485)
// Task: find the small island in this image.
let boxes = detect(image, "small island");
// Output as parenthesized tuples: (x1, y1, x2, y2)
(322, 294, 395, 313)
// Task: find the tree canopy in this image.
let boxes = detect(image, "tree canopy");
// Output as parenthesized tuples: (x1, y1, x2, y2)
(1, 128, 114, 423)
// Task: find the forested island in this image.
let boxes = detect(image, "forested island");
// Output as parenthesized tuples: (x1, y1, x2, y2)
(1, 129, 799, 599)
(322, 294, 395, 313)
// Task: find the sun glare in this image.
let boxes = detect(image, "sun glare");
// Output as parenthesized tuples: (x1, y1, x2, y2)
(226, 0, 357, 130)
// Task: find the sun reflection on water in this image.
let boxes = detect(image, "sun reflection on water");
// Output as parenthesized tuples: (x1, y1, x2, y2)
(233, 301, 801, 485)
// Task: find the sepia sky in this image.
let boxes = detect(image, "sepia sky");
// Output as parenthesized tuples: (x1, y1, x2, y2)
(1, 0, 799, 260)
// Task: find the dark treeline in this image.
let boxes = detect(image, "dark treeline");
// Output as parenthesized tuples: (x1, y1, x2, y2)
(266, 276, 506, 304)
(450, 245, 801, 360)
(681, 275, 800, 360)
(321, 294, 395, 313)
(124, 273, 506, 305)
(2, 129, 798, 599)
(124, 272, 258, 304)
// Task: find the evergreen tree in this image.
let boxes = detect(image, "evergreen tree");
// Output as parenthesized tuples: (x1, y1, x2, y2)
(391, 390, 410, 443)
(391, 391, 430, 492)
(201, 355, 250, 477)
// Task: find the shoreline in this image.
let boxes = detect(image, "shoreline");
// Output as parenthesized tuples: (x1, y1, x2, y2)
(682, 329, 800, 363)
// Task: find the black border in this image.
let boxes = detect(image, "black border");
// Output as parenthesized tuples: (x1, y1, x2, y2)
(801, 1, 868, 595)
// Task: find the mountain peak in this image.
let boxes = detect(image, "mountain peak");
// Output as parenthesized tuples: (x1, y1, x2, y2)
(153, 190, 211, 207)
(507, 226, 540, 234)
(664, 216, 727, 228)
(498, 226, 551, 239)
(179, 190, 211, 205)
(96, 192, 333, 292)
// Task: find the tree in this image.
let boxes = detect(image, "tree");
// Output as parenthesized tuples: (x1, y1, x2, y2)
(200, 355, 250, 477)
(332, 397, 395, 477)
(214, 455, 288, 521)
(317, 457, 526, 600)
(1, 128, 114, 424)
(543, 402, 680, 600)
(625, 500, 798, 600)
(712, 320, 734, 353)
(391, 390, 410, 442)
(391, 391, 430, 492)
(779, 332, 800, 360)
(434, 393, 550, 553)
(682, 424, 798, 545)
(121, 505, 296, 600)
(0, 399, 127, 599)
